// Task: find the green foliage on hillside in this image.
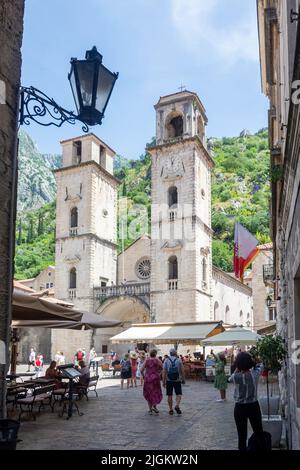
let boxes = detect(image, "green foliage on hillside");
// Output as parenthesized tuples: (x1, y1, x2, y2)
(14, 203, 56, 280)
(15, 129, 270, 279)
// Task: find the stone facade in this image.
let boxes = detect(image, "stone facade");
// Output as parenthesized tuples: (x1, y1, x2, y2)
(117, 235, 151, 284)
(53, 134, 119, 359)
(149, 91, 213, 323)
(257, 0, 300, 449)
(212, 267, 252, 327)
(20, 266, 55, 291)
(245, 245, 275, 331)
(0, 0, 24, 415)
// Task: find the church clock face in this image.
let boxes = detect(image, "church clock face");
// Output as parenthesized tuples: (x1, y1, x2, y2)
(166, 156, 182, 174)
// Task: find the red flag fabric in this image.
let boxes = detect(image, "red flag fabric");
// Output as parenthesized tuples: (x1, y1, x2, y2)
(234, 223, 259, 282)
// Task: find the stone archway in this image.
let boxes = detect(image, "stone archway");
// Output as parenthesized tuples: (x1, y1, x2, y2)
(93, 296, 150, 356)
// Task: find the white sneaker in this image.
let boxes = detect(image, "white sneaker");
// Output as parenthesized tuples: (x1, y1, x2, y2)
(216, 399, 225, 402)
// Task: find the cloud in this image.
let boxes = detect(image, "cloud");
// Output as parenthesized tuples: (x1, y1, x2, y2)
(171, 0, 259, 65)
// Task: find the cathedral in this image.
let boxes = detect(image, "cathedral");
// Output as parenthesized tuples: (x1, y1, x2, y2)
(18, 91, 253, 360)
(48, 90, 252, 358)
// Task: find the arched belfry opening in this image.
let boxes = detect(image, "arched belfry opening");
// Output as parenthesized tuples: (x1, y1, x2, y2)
(70, 207, 78, 228)
(166, 112, 183, 139)
(69, 267, 77, 289)
(168, 186, 178, 208)
(168, 256, 178, 280)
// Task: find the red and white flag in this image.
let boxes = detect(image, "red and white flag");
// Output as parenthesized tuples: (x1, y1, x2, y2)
(234, 222, 259, 282)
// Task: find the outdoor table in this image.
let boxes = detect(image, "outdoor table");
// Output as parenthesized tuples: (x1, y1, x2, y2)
(6, 373, 35, 382)
(32, 378, 55, 385)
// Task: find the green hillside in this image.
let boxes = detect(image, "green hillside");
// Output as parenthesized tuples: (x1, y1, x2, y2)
(14, 129, 270, 279)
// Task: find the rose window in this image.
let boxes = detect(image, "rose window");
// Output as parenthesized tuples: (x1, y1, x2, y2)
(136, 258, 151, 279)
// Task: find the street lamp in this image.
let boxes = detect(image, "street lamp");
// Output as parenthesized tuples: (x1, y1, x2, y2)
(19, 46, 118, 132)
(69, 46, 118, 126)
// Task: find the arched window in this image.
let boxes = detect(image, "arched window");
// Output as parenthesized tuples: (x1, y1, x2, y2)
(214, 301, 219, 321)
(168, 186, 178, 208)
(166, 113, 183, 139)
(70, 207, 78, 228)
(69, 268, 77, 289)
(225, 306, 230, 323)
(168, 256, 178, 280)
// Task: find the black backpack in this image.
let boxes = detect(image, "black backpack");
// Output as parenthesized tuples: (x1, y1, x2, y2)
(247, 431, 272, 451)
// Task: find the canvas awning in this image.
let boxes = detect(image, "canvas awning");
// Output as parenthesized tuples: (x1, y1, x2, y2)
(201, 326, 261, 346)
(12, 291, 122, 330)
(110, 322, 224, 345)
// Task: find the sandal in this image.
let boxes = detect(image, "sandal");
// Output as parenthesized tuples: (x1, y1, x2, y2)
(148, 410, 153, 415)
(152, 407, 159, 414)
(169, 409, 174, 415)
(175, 406, 182, 414)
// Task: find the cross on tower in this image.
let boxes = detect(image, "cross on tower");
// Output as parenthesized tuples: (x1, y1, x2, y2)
(178, 83, 186, 92)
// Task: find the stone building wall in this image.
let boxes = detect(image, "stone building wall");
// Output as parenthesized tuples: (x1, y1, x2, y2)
(212, 266, 253, 327)
(250, 247, 274, 331)
(0, 0, 24, 397)
(117, 235, 150, 284)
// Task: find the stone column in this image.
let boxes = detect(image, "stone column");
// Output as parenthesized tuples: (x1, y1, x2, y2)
(0, 0, 24, 418)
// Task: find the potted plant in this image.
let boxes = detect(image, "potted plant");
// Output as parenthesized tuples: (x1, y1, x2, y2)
(256, 335, 286, 447)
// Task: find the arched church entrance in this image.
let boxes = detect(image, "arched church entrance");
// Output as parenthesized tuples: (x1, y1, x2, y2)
(93, 296, 150, 356)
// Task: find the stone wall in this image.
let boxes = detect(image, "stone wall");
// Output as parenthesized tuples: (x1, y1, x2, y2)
(212, 267, 253, 326)
(0, 0, 24, 414)
(117, 235, 150, 284)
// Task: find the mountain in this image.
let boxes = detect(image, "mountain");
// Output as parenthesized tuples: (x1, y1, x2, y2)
(15, 129, 270, 279)
(17, 129, 61, 211)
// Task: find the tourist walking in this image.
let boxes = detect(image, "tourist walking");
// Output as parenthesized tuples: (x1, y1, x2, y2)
(58, 352, 65, 366)
(229, 352, 264, 451)
(136, 351, 146, 386)
(34, 354, 43, 377)
(212, 352, 228, 402)
(162, 348, 185, 415)
(130, 351, 138, 387)
(140, 349, 163, 414)
(120, 353, 132, 389)
(89, 347, 97, 371)
(27, 348, 36, 372)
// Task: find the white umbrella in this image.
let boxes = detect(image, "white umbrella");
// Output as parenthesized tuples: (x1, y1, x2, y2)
(201, 326, 261, 346)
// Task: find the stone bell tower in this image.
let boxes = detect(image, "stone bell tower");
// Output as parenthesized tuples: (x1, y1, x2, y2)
(148, 91, 214, 323)
(52, 133, 119, 358)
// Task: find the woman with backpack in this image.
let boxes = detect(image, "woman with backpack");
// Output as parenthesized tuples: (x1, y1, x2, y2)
(120, 353, 132, 389)
(140, 349, 163, 414)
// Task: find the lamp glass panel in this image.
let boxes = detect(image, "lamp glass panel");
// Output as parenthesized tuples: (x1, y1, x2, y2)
(69, 67, 80, 113)
(76, 61, 94, 107)
(95, 64, 115, 114)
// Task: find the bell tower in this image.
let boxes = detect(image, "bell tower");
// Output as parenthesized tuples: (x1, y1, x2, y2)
(54, 133, 119, 315)
(149, 91, 214, 323)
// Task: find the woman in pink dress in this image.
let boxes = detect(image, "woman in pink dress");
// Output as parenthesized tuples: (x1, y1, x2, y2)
(140, 349, 163, 414)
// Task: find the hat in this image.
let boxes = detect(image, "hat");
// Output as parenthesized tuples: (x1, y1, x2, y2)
(130, 351, 138, 359)
(169, 348, 177, 356)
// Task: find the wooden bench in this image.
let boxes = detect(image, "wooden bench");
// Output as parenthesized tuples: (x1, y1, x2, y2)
(17, 384, 54, 421)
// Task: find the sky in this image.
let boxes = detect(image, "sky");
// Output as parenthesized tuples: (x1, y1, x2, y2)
(21, 0, 268, 158)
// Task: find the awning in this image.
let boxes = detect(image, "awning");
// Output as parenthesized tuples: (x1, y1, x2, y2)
(110, 322, 224, 345)
(201, 326, 261, 346)
(12, 291, 122, 330)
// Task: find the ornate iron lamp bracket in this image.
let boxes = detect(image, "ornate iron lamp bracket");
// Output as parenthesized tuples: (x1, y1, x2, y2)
(19, 86, 90, 132)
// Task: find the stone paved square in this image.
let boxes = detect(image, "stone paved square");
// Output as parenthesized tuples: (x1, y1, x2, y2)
(14, 375, 238, 450)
